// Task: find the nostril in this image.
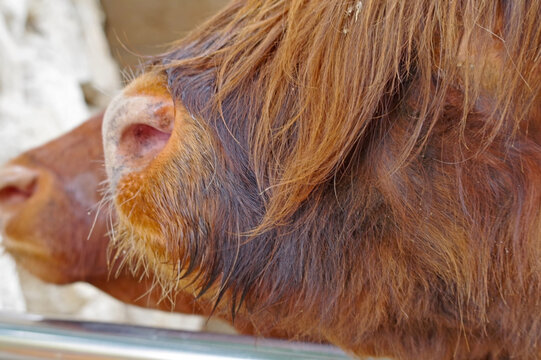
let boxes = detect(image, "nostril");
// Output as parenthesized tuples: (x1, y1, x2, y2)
(119, 123, 172, 160)
(0, 166, 38, 208)
(0, 184, 35, 205)
(103, 94, 175, 179)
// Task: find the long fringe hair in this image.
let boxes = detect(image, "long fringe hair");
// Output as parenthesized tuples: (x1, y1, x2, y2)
(119, 0, 541, 358)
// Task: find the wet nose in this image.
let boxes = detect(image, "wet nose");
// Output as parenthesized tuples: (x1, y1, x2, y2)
(103, 93, 174, 187)
(0, 165, 38, 209)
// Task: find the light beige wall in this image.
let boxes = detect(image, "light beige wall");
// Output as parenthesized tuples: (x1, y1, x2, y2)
(101, 0, 228, 73)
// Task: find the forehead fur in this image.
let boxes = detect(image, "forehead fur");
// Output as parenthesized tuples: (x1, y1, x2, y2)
(161, 0, 541, 230)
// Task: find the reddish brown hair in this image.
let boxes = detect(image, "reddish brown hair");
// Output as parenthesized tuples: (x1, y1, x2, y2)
(113, 0, 541, 358)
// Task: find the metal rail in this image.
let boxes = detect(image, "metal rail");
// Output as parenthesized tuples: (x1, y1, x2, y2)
(0, 312, 352, 359)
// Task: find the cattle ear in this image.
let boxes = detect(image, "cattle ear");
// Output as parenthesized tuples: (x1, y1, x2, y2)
(455, 28, 507, 98)
(103, 73, 177, 186)
(453, 24, 541, 143)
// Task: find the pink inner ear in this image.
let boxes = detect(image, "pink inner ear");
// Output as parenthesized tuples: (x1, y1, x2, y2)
(119, 123, 172, 161)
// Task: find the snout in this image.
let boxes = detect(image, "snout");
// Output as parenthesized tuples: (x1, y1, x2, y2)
(103, 73, 175, 189)
(0, 163, 45, 261)
(0, 114, 111, 284)
(0, 166, 38, 221)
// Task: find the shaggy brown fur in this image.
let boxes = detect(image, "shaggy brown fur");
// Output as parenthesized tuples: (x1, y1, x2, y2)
(108, 0, 541, 358)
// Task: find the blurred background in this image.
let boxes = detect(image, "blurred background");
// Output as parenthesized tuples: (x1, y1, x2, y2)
(0, 0, 232, 333)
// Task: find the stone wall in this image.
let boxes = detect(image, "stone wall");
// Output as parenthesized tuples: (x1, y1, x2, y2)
(0, 0, 120, 315)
